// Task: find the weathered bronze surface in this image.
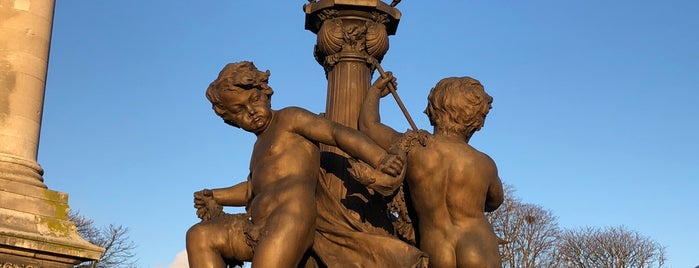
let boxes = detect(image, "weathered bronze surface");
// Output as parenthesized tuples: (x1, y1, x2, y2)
(360, 73, 504, 267)
(186, 61, 417, 267)
(187, 1, 503, 267)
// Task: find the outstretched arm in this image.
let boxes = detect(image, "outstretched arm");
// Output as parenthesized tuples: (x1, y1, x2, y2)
(290, 108, 403, 176)
(358, 72, 402, 149)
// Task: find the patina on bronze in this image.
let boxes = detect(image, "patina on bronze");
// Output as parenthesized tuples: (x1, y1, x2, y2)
(360, 73, 504, 267)
(187, 1, 504, 267)
(185, 61, 415, 267)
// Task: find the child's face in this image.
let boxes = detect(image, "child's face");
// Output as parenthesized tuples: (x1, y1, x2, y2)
(214, 88, 272, 134)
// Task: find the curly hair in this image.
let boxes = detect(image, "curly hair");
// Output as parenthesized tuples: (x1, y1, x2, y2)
(205, 61, 273, 106)
(424, 77, 492, 137)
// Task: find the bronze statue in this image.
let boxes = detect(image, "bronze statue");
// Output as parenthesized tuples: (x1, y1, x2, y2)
(359, 72, 505, 267)
(187, 1, 506, 267)
(185, 61, 407, 268)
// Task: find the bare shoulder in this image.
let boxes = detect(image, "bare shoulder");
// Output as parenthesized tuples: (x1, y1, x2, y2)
(412, 137, 497, 169)
(468, 145, 497, 166)
(276, 106, 316, 117)
(275, 106, 322, 123)
(462, 144, 498, 172)
(275, 106, 337, 138)
(467, 146, 499, 179)
(406, 134, 441, 170)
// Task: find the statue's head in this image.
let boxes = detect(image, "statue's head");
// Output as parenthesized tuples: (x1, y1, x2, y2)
(424, 77, 492, 138)
(206, 61, 275, 133)
(206, 61, 273, 105)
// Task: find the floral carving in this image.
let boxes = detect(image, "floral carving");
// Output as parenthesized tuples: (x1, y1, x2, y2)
(313, 9, 391, 70)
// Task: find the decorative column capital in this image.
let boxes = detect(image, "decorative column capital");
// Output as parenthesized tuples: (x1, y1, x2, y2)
(304, 0, 401, 72)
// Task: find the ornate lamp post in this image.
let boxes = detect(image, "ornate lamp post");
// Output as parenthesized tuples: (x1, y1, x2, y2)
(304, 0, 401, 229)
(305, 0, 399, 129)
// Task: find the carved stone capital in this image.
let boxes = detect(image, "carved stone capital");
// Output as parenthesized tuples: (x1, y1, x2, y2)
(305, 1, 400, 72)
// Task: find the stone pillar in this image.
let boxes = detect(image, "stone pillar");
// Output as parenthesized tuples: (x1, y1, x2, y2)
(0, 0, 51, 189)
(0, 1, 104, 267)
(304, 0, 400, 230)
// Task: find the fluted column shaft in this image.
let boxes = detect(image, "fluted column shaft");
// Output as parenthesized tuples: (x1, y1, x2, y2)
(324, 55, 371, 130)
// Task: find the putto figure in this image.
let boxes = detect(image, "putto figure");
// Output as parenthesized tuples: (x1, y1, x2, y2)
(186, 61, 405, 268)
(359, 73, 504, 268)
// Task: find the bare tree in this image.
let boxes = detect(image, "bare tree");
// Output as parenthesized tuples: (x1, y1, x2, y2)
(555, 226, 666, 268)
(69, 211, 137, 268)
(487, 185, 559, 268)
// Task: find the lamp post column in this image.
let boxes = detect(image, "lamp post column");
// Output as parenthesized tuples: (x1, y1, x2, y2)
(304, 0, 401, 228)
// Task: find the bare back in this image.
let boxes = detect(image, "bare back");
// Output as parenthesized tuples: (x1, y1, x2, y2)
(408, 135, 498, 221)
(406, 134, 502, 267)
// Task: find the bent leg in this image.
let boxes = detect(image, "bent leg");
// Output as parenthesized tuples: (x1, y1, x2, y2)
(187, 213, 253, 268)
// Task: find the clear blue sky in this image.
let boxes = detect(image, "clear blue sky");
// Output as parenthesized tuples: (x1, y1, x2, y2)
(40, 1, 697, 267)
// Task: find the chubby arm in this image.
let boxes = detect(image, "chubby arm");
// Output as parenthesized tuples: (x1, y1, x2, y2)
(358, 72, 402, 149)
(195, 180, 249, 208)
(192, 179, 249, 221)
(211, 180, 250, 207)
(290, 108, 402, 176)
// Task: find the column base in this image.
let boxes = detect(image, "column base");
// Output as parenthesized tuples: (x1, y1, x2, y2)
(0, 177, 103, 267)
(0, 232, 101, 268)
(0, 153, 47, 189)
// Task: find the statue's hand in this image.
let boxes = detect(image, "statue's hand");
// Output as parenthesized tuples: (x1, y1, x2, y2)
(193, 189, 223, 221)
(377, 152, 405, 177)
(370, 71, 396, 98)
(347, 158, 403, 196)
(193, 189, 213, 209)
